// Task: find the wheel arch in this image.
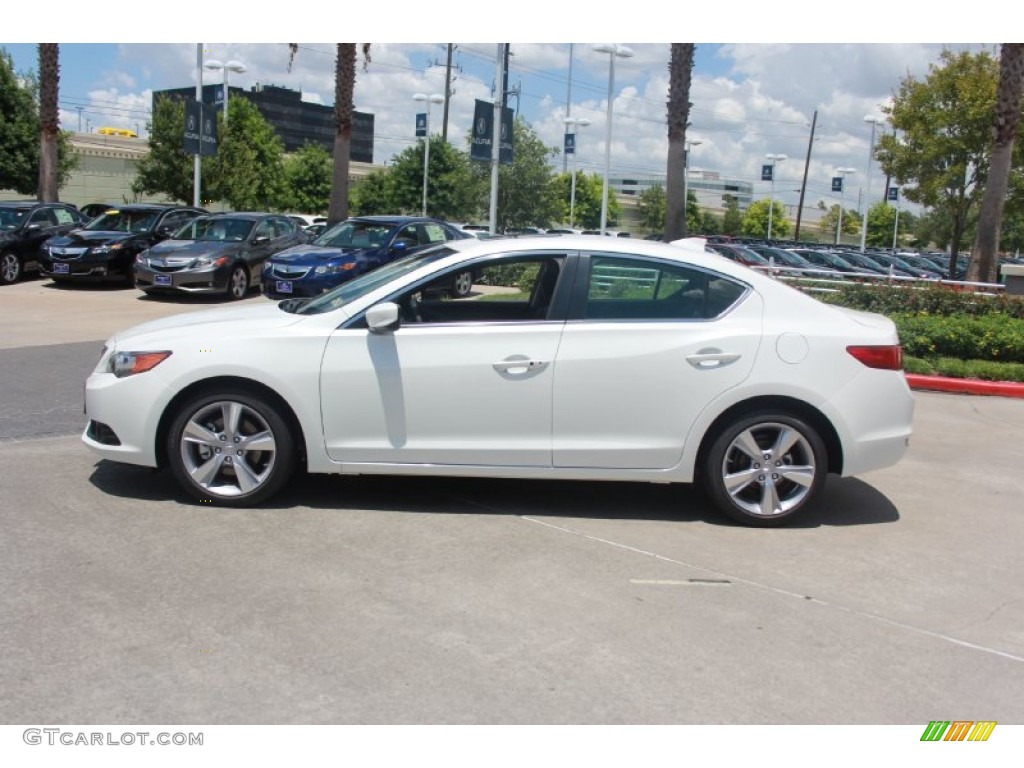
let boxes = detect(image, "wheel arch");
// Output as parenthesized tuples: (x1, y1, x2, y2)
(155, 375, 307, 470)
(694, 395, 843, 478)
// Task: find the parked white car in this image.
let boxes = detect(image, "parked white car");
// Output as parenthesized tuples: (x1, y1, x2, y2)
(83, 235, 914, 526)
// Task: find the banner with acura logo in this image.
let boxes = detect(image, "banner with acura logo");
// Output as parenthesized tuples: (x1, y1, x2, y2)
(183, 99, 218, 157)
(470, 99, 514, 164)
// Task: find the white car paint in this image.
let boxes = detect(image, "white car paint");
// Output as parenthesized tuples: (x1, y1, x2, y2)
(83, 234, 914, 526)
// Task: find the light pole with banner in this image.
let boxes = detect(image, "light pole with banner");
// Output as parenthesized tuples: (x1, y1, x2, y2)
(564, 117, 590, 227)
(889, 186, 901, 250)
(203, 59, 246, 124)
(832, 167, 856, 245)
(683, 139, 702, 231)
(413, 93, 444, 217)
(593, 44, 633, 235)
(860, 115, 885, 252)
(764, 153, 787, 240)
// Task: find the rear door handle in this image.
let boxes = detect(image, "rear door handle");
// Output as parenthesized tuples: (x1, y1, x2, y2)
(686, 351, 741, 369)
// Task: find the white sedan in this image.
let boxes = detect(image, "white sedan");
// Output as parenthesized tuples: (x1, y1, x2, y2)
(82, 235, 914, 527)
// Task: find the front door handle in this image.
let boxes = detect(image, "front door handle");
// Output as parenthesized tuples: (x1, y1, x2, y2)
(493, 357, 548, 375)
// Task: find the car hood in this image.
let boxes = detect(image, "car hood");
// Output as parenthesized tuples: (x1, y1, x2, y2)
(268, 245, 375, 264)
(48, 231, 137, 247)
(106, 302, 303, 349)
(145, 240, 241, 260)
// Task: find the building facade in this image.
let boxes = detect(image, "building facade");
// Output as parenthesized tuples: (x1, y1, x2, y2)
(152, 83, 375, 162)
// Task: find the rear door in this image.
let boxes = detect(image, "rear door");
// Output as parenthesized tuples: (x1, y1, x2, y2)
(552, 252, 763, 470)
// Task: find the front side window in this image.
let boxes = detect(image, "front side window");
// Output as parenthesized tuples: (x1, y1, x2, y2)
(28, 208, 58, 228)
(583, 255, 746, 320)
(314, 220, 393, 249)
(175, 218, 253, 242)
(53, 207, 77, 225)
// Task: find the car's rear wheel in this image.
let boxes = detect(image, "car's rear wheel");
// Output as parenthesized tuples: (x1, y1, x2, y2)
(166, 391, 295, 506)
(1, 252, 22, 284)
(451, 270, 474, 297)
(227, 264, 249, 300)
(701, 411, 826, 527)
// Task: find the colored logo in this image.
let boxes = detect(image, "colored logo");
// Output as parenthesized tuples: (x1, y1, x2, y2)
(920, 721, 996, 742)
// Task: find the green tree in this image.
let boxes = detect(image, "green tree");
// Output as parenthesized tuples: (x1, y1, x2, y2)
(817, 201, 860, 243)
(685, 189, 701, 233)
(282, 143, 332, 214)
(741, 198, 789, 238)
(876, 48, 1001, 277)
(205, 97, 288, 210)
(37, 43, 60, 201)
(385, 137, 480, 219)
(699, 209, 721, 235)
(470, 118, 562, 231)
(548, 170, 616, 230)
(350, 169, 396, 215)
(721, 194, 743, 235)
(0, 49, 74, 195)
(637, 184, 666, 233)
(665, 43, 696, 240)
(132, 96, 197, 204)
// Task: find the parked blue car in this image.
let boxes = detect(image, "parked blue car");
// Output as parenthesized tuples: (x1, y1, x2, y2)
(261, 216, 472, 300)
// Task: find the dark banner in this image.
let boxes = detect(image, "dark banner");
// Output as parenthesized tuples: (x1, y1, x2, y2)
(887, 186, 899, 201)
(564, 132, 575, 155)
(470, 99, 514, 164)
(832, 176, 843, 193)
(761, 164, 774, 182)
(415, 113, 427, 138)
(183, 100, 218, 157)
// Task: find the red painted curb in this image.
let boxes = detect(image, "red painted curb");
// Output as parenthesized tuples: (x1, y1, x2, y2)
(905, 374, 1024, 399)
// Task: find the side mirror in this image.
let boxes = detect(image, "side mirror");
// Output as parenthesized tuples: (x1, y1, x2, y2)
(156, 225, 175, 238)
(254, 235, 271, 244)
(391, 240, 409, 253)
(26, 223, 42, 232)
(366, 302, 401, 334)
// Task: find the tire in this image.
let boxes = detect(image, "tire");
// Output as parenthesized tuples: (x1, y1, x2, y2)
(1, 252, 22, 285)
(451, 270, 474, 297)
(166, 390, 296, 507)
(226, 264, 249, 300)
(701, 411, 827, 527)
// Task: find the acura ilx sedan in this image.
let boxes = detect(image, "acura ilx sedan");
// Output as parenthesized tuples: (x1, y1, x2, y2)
(83, 235, 914, 526)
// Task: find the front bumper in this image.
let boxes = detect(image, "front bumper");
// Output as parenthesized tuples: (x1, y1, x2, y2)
(39, 249, 131, 280)
(134, 262, 234, 294)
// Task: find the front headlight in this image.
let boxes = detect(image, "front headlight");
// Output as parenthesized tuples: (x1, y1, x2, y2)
(108, 350, 172, 378)
(194, 255, 229, 268)
(315, 262, 357, 275)
(91, 243, 124, 255)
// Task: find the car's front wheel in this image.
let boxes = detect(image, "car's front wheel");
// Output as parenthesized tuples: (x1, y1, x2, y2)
(701, 411, 826, 527)
(166, 391, 296, 506)
(227, 264, 249, 300)
(1, 252, 22, 284)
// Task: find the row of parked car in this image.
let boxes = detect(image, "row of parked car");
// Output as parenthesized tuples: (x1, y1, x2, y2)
(0, 200, 480, 300)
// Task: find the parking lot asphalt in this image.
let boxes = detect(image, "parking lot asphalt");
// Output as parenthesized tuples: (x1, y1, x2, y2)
(1, 276, 1023, 725)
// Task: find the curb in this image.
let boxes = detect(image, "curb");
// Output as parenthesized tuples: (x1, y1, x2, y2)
(906, 374, 1024, 399)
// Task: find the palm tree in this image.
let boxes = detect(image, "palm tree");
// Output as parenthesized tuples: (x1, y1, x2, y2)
(966, 43, 1024, 284)
(664, 44, 695, 241)
(287, 43, 370, 226)
(38, 43, 60, 202)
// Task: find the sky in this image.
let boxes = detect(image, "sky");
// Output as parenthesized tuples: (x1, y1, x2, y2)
(1, 2, 1004, 219)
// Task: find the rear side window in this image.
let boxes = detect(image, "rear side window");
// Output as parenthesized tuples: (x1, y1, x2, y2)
(583, 255, 746, 320)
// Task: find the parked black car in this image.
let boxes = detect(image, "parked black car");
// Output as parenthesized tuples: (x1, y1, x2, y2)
(0, 201, 88, 285)
(134, 212, 306, 300)
(40, 204, 206, 285)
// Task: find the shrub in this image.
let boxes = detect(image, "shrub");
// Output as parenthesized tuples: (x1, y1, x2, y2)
(818, 283, 1024, 319)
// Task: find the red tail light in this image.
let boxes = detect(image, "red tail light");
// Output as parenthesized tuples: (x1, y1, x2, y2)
(847, 345, 903, 370)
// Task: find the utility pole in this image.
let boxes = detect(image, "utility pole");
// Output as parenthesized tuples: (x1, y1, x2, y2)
(488, 44, 507, 235)
(442, 44, 454, 142)
(794, 109, 816, 241)
(563, 43, 574, 173)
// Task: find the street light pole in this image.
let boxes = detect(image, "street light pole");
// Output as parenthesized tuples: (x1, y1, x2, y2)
(765, 153, 787, 240)
(564, 117, 590, 227)
(594, 44, 633, 235)
(193, 43, 202, 209)
(834, 167, 856, 246)
(204, 59, 247, 124)
(413, 93, 444, 217)
(860, 115, 884, 252)
(683, 139, 702, 233)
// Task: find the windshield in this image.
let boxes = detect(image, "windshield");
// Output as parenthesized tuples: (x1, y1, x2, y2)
(313, 220, 394, 249)
(174, 218, 253, 242)
(85, 209, 159, 233)
(0, 207, 28, 232)
(290, 246, 458, 315)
